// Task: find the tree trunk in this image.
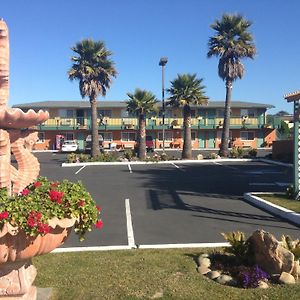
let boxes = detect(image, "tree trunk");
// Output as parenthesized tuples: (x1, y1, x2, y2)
(138, 114, 146, 160)
(219, 80, 233, 157)
(182, 105, 192, 159)
(90, 97, 100, 158)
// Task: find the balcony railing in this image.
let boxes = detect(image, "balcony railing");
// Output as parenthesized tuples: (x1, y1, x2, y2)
(37, 116, 266, 130)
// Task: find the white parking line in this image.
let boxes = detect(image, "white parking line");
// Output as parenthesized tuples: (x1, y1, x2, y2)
(249, 182, 276, 186)
(128, 164, 132, 173)
(125, 198, 135, 248)
(171, 162, 184, 171)
(75, 165, 86, 174)
(213, 162, 238, 170)
(275, 182, 290, 187)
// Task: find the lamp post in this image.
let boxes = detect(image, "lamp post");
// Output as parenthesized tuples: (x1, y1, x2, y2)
(159, 57, 168, 153)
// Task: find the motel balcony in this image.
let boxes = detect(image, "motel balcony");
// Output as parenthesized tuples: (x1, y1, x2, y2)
(35, 116, 269, 130)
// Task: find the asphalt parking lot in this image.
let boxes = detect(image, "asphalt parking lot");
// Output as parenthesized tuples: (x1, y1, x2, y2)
(35, 152, 299, 249)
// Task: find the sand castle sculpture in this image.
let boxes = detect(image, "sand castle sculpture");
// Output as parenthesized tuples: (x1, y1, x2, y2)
(0, 19, 49, 196)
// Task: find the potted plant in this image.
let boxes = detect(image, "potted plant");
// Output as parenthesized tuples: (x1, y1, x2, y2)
(0, 177, 102, 299)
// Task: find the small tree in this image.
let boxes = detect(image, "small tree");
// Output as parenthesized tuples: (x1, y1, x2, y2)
(167, 74, 208, 159)
(126, 89, 158, 160)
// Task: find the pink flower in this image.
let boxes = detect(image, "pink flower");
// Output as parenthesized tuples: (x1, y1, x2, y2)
(96, 206, 101, 212)
(0, 211, 9, 220)
(20, 188, 30, 196)
(95, 220, 103, 229)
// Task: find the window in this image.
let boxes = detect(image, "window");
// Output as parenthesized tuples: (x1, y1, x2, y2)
(240, 131, 255, 140)
(99, 132, 112, 141)
(216, 109, 224, 118)
(97, 110, 112, 118)
(37, 132, 45, 143)
(158, 131, 173, 141)
(191, 131, 196, 140)
(59, 109, 74, 118)
(241, 109, 255, 118)
(63, 132, 75, 141)
(121, 132, 136, 141)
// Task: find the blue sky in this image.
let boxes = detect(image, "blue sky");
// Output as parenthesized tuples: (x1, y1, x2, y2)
(1, 0, 300, 113)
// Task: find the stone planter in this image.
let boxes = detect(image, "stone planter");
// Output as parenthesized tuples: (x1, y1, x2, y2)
(0, 218, 76, 299)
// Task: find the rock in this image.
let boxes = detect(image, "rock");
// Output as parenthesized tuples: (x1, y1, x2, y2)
(207, 270, 221, 280)
(197, 265, 211, 275)
(258, 281, 269, 289)
(197, 257, 211, 268)
(215, 274, 235, 286)
(291, 260, 300, 280)
(248, 230, 295, 275)
(198, 253, 210, 260)
(279, 272, 296, 284)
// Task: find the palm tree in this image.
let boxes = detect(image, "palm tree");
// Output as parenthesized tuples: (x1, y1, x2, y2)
(126, 89, 158, 160)
(68, 39, 117, 157)
(167, 74, 208, 159)
(208, 14, 256, 157)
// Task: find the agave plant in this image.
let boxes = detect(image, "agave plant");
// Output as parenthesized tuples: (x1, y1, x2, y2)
(221, 231, 249, 259)
(281, 235, 300, 261)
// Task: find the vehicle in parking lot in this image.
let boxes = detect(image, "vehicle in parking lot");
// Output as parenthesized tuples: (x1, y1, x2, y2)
(135, 135, 155, 153)
(85, 134, 103, 152)
(146, 135, 154, 152)
(61, 140, 78, 152)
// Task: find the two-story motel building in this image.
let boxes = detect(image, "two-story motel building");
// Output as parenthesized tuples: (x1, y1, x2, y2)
(13, 100, 276, 151)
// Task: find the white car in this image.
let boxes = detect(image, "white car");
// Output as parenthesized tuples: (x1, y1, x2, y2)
(61, 140, 78, 152)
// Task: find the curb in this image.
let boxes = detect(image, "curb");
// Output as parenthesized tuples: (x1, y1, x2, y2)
(259, 158, 292, 168)
(61, 158, 255, 167)
(243, 192, 300, 226)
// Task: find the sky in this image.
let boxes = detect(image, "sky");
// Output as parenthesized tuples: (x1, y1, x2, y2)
(1, 0, 300, 114)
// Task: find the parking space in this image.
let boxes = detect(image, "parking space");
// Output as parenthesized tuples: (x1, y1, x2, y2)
(35, 153, 299, 248)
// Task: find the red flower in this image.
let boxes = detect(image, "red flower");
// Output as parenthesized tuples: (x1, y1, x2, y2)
(0, 211, 9, 220)
(50, 182, 58, 188)
(96, 206, 101, 212)
(33, 181, 42, 188)
(37, 223, 50, 234)
(27, 218, 36, 228)
(78, 200, 85, 207)
(49, 190, 64, 204)
(95, 220, 103, 229)
(20, 188, 30, 196)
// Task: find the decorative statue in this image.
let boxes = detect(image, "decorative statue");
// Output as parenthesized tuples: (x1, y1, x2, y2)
(0, 19, 49, 196)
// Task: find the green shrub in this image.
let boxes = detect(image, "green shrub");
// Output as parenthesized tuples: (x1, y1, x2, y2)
(123, 149, 135, 161)
(67, 153, 77, 163)
(248, 148, 257, 158)
(78, 153, 90, 162)
(209, 152, 218, 159)
(286, 184, 295, 199)
(237, 147, 244, 158)
(229, 147, 239, 158)
(160, 153, 169, 161)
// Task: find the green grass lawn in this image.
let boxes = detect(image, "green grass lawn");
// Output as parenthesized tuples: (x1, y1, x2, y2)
(259, 194, 300, 213)
(34, 249, 300, 300)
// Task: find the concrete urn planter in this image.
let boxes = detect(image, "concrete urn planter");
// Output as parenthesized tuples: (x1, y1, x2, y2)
(0, 218, 76, 299)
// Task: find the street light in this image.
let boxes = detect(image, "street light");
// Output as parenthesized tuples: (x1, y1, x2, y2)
(159, 57, 168, 153)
